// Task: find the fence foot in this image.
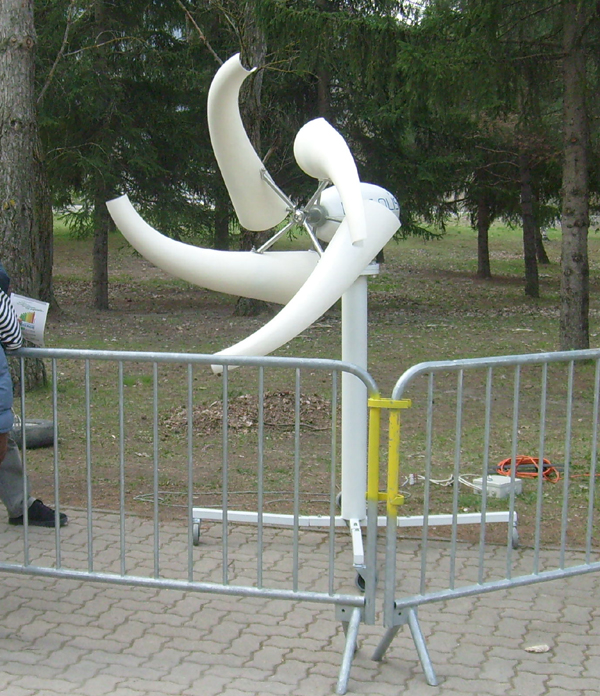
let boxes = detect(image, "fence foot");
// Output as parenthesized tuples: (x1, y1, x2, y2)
(372, 625, 400, 662)
(336, 606, 361, 695)
(372, 608, 438, 687)
(407, 608, 438, 686)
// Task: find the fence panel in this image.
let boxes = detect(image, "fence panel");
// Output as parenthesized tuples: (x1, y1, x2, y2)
(375, 348, 600, 685)
(3, 348, 380, 695)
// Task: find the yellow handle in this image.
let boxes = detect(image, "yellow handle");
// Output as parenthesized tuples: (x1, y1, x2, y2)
(387, 409, 404, 515)
(367, 398, 411, 515)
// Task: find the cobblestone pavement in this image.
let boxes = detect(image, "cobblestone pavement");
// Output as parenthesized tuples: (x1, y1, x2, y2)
(0, 509, 598, 696)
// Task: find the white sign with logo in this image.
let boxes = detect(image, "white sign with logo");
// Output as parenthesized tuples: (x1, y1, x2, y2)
(10, 294, 49, 346)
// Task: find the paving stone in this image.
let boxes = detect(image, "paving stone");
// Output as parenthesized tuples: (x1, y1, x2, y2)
(442, 677, 510, 695)
(1, 510, 599, 696)
(0, 687, 35, 696)
(511, 670, 549, 696)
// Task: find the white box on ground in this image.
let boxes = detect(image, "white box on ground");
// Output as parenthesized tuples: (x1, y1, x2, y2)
(473, 475, 522, 499)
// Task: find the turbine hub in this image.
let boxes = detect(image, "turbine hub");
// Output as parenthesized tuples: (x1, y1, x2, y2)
(304, 204, 328, 228)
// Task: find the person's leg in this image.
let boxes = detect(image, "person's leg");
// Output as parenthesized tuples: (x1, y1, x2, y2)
(0, 432, 7, 462)
(0, 433, 67, 527)
(0, 434, 32, 518)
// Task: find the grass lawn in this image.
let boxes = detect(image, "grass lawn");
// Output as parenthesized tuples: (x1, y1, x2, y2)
(15, 218, 600, 550)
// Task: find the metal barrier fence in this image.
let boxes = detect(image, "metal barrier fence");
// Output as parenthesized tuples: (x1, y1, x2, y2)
(7, 346, 600, 693)
(374, 348, 600, 685)
(4, 347, 382, 695)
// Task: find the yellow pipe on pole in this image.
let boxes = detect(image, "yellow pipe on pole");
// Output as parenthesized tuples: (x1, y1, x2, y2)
(367, 398, 411, 513)
(387, 409, 404, 517)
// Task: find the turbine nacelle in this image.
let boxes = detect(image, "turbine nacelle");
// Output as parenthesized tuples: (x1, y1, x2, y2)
(310, 183, 401, 243)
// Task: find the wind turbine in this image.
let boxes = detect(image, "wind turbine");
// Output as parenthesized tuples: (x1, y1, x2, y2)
(106, 52, 400, 575)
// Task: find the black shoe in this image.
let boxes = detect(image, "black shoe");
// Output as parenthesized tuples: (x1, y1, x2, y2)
(9, 499, 68, 528)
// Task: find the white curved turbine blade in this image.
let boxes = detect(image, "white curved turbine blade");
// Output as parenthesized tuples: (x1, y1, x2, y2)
(207, 54, 289, 231)
(212, 199, 400, 372)
(106, 195, 318, 304)
(293, 118, 366, 245)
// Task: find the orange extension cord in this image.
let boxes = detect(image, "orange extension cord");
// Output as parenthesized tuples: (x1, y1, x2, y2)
(496, 456, 561, 483)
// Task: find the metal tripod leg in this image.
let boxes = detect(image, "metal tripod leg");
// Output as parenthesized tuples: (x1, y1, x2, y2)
(336, 606, 362, 695)
(372, 607, 438, 686)
(407, 608, 438, 686)
(372, 624, 400, 662)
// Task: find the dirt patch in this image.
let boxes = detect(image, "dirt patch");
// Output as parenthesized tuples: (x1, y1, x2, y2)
(162, 391, 332, 435)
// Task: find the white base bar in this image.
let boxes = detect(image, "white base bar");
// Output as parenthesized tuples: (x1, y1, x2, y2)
(393, 511, 514, 527)
(192, 508, 514, 529)
(192, 508, 348, 527)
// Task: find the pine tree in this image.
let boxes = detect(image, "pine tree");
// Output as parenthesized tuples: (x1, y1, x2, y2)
(1, 0, 51, 387)
(36, 0, 222, 308)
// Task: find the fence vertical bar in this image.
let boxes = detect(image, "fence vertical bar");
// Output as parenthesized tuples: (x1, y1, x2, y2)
(152, 362, 160, 578)
(85, 359, 93, 572)
(257, 367, 265, 589)
(19, 357, 29, 564)
(328, 371, 339, 596)
(365, 394, 381, 625)
(533, 363, 548, 574)
(505, 365, 521, 578)
(477, 368, 493, 585)
(222, 365, 229, 585)
(383, 398, 398, 628)
(450, 370, 465, 590)
(420, 373, 435, 595)
(49, 358, 62, 564)
(293, 369, 301, 593)
(381, 397, 410, 626)
(187, 363, 194, 582)
(118, 361, 126, 576)
(585, 360, 600, 563)
(559, 361, 575, 569)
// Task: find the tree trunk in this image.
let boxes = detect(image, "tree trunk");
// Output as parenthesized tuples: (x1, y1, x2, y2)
(476, 195, 492, 279)
(240, 2, 266, 154)
(532, 190, 550, 265)
(93, 196, 110, 310)
(317, 66, 332, 120)
(213, 184, 230, 251)
(534, 222, 550, 265)
(559, 3, 589, 350)
(315, 1, 332, 119)
(519, 150, 539, 298)
(34, 142, 56, 307)
(91, 0, 111, 311)
(0, 0, 47, 389)
(0, 0, 37, 286)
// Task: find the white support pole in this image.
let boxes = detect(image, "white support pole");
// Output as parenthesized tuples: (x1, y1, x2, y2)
(340, 264, 378, 522)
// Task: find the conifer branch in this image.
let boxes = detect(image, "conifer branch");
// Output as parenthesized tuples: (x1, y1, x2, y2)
(37, 0, 89, 105)
(176, 0, 223, 66)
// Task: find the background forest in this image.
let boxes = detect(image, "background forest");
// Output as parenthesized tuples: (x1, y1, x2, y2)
(1, 0, 599, 359)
